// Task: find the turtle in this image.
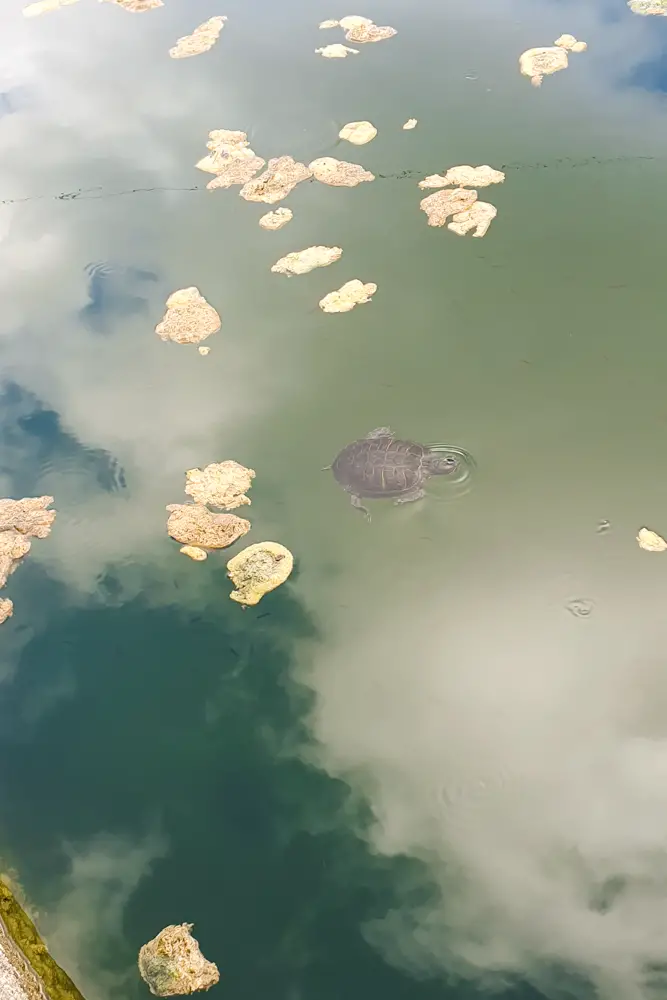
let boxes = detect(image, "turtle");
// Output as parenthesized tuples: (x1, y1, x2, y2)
(325, 427, 459, 519)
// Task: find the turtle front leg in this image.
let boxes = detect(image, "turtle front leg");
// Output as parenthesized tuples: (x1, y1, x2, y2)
(350, 494, 371, 520)
(394, 487, 425, 506)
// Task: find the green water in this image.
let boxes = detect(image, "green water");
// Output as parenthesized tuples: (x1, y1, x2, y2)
(2, 0, 667, 998)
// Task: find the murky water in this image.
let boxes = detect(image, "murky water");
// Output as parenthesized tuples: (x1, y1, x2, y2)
(3, 0, 667, 998)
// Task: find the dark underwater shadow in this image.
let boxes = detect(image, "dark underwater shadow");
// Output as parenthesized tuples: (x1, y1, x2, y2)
(78, 263, 159, 336)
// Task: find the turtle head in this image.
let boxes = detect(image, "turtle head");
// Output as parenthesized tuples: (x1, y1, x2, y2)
(426, 453, 458, 475)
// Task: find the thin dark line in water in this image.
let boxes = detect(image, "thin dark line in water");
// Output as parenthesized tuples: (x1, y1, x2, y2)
(0, 155, 659, 207)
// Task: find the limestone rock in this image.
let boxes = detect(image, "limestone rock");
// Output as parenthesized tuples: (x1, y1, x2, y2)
(315, 44, 359, 57)
(338, 15, 373, 29)
(169, 16, 227, 59)
(0, 598, 13, 624)
(180, 545, 208, 561)
(155, 288, 220, 346)
(227, 541, 294, 606)
(138, 923, 219, 997)
(402, 118, 418, 129)
(519, 46, 569, 86)
(637, 527, 667, 552)
(447, 201, 497, 238)
(23, 0, 79, 16)
(420, 187, 478, 227)
(0, 496, 56, 538)
(309, 156, 374, 186)
(259, 207, 293, 230)
(102, 0, 163, 10)
(240, 156, 312, 204)
(628, 0, 667, 13)
(319, 279, 376, 313)
(338, 121, 377, 145)
(166, 504, 250, 549)
(185, 461, 255, 509)
(344, 22, 396, 42)
(0, 532, 31, 589)
(271, 246, 342, 276)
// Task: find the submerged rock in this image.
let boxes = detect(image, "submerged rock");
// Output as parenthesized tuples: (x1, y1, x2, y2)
(402, 118, 418, 129)
(319, 279, 376, 313)
(185, 461, 255, 509)
(338, 121, 377, 145)
(0, 598, 13, 624)
(315, 43, 359, 57)
(240, 156, 312, 204)
(169, 16, 227, 59)
(138, 923, 219, 997)
(259, 207, 293, 230)
(420, 187, 477, 227)
(344, 22, 396, 42)
(447, 201, 497, 238)
(166, 504, 250, 549)
(23, 0, 79, 16)
(309, 156, 374, 186)
(629, 0, 667, 13)
(180, 545, 208, 561)
(227, 541, 294, 606)
(271, 246, 343, 276)
(637, 527, 667, 552)
(155, 287, 220, 346)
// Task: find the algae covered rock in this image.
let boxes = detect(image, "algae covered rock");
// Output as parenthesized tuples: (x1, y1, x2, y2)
(319, 279, 376, 313)
(166, 504, 250, 549)
(155, 288, 221, 346)
(420, 187, 477, 227)
(271, 246, 343, 276)
(169, 16, 227, 59)
(309, 157, 374, 187)
(185, 461, 255, 509)
(227, 541, 294, 606)
(138, 923, 219, 996)
(240, 156, 312, 204)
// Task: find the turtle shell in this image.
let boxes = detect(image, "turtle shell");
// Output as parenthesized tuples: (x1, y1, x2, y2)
(332, 436, 428, 498)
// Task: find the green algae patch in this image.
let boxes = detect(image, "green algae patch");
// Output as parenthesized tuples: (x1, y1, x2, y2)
(0, 878, 87, 1000)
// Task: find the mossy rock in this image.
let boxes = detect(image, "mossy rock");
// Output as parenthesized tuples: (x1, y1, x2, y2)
(0, 878, 87, 1000)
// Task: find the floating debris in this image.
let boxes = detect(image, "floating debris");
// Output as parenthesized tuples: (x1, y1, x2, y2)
(198, 346, 211, 356)
(519, 35, 586, 87)
(448, 201, 497, 238)
(23, 0, 79, 16)
(319, 17, 340, 27)
(0, 532, 31, 589)
(628, 0, 667, 13)
(339, 15, 373, 29)
(240, 156, 312, 204)
(155, 287, 220, 346)
(345, 22, 397, 42)
(180, 545, 208, 561)
(309, 156, 374, 187)
(166, 504, 250, 549)
(637, 527, 667, 552)
(271, 246, 343, 276)
(315, 43, 359, 58)
(0, 598, 13, 624)
(139, 924, 219, 997)
(227, 541, 294, 606)
(567, 598, 594, 618)
(102, 0, 163, 10)
(169, 16, 227, 59)
(420, 188, 478, 227)
(403, 118, 418, 129)
(185, 461, 255, 510)
(259, 207, 293, 230)
(319, 279, 377, 313)
(597, 519, 611, 533)
(339, 121, 377, 145)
